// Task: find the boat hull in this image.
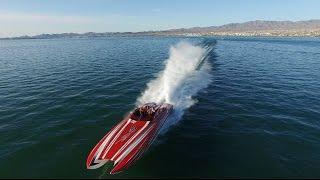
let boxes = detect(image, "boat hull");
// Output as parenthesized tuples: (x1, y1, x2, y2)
(86, 103, 173, 174)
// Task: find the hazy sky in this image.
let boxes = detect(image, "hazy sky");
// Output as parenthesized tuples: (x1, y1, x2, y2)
(1, 0, 320, 37)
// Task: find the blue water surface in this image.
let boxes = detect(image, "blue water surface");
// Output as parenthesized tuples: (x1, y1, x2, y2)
(0, 36, 320, 178)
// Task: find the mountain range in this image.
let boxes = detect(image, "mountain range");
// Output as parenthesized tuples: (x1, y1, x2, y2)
(167, 20, 320, 32)
(3, 20, 320, 39)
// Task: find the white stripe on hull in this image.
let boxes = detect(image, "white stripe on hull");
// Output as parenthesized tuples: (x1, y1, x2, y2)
(102, 119, 131, 159)
(87, 159, 108, 169)
(111, 121, 150, 161)
(94, 119, 126, 160)
(114, 125, 154, 165)
(113, 108, 171, 165)
(88, 120, 126, 169)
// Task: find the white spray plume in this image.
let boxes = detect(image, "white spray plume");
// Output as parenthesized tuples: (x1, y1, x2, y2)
(137, 41, 213, 131)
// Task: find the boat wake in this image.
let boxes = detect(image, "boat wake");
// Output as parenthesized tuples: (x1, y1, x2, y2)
(95, 40, 216, 177)
(136, 40, 216, 133)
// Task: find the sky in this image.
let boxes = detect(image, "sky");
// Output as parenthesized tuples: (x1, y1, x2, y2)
(1, 0, 320, 37)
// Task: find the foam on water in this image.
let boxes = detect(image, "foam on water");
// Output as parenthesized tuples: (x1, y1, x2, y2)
(136, 41, 213, 131)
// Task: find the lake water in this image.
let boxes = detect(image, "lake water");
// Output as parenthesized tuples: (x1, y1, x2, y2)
(1, 36, 320, 178)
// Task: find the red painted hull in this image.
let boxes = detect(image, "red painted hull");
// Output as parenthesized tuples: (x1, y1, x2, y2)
(86, 103, 173, 174)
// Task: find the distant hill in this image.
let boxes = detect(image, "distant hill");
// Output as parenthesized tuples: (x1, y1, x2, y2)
(2, 19, 320, 39)
(165, 20, 320, 33)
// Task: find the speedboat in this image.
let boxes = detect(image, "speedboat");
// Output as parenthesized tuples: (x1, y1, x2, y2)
(86, 102, 173, 174)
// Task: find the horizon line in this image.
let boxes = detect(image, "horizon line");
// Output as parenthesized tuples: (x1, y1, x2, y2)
(2, 18, 320, 39)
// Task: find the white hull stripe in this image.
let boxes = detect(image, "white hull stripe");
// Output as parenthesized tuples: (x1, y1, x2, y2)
(94, 120, 125, 161)
(111, 121, 150, 161)
(102, 119, 131, 159)
(88, 159, 108, 169)
(114, 125, 154, 164)
(113, 109, 170, 165)
(88, 119, 127, 168)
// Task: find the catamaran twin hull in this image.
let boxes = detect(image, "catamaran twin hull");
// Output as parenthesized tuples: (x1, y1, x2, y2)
(86, 103, 173, 174)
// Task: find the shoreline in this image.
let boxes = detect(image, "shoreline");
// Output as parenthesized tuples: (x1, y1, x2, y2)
(1, 33, 320, 40)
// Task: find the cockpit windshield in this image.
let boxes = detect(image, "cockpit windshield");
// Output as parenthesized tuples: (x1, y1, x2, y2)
(130, 103, 157, 121)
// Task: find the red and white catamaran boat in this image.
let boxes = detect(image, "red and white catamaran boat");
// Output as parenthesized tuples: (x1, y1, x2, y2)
(86, 102, 173, 174)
